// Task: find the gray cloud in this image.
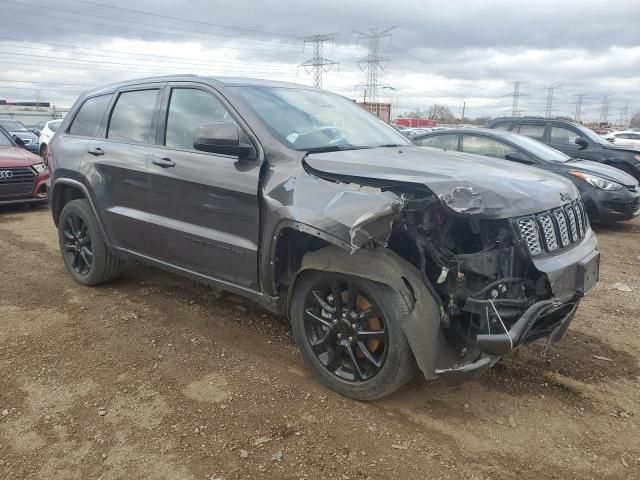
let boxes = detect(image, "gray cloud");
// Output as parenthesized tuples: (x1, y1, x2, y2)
(0, 0, 638, 120)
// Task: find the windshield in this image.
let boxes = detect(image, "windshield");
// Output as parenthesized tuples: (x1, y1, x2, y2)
(0, 120, 28, 132)
(505, 133, 571, 162)
(230, 86, 410, 151)
(0, 128, 13, 146)
(573, 124, 610, 147)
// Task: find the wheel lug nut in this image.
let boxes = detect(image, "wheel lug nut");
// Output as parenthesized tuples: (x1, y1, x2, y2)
(351, 323, 356, 330)
(332, 319, 338, 325)
(341, 313, 347, 319)
(337, 333, 342, 339)
(348, 336, 353, 343)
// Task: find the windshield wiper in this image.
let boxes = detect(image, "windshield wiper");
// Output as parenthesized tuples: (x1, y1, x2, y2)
(374, 143, 404, 148)
(302, 145, 373, 154)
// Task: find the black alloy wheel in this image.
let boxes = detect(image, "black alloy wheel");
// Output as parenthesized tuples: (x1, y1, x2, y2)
(291, 269, 417, 400)
(61, 213, 94, 276)
(303, 277, 389, 382)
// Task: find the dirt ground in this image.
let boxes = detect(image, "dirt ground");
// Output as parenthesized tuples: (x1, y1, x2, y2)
(0, 206, 638, 480)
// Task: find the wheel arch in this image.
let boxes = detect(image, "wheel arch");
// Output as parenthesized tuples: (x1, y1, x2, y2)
(287, 245, 450, 380)
(51, 179, 107, 245)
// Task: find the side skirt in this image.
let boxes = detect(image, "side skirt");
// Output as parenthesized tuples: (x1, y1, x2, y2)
(113, 247, 282, 314)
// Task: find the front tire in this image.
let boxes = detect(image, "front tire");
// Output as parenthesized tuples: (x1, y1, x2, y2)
(291, 270, 417, 400)
(58, 199, 124, 285)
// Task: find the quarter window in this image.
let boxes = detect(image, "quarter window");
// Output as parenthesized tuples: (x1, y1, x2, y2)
(415, 134, 458, 150)
(68, 94, 112, 138)
(108, 89, 159, 144)
(165, 88, 243, 151)
(550, 126, 583, 146)
(516, 124, 545, 140)
(461, 135, 519, 160)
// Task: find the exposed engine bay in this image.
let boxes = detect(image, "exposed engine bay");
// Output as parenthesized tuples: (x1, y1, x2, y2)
(387, 191, 555, 355)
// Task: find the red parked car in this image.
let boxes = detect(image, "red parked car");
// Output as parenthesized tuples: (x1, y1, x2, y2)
(0, 125, 49, 207)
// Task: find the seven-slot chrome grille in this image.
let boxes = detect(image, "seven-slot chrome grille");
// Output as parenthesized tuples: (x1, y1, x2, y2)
(0, 167, 36, 197)
(515, 199, 589, 256)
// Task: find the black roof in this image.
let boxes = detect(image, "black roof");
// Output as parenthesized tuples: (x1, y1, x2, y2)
(78, 75, 320, 98)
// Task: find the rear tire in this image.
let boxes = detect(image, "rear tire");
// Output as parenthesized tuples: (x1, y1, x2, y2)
(291, 270, 417, 400)
(58, 199, 124, 285)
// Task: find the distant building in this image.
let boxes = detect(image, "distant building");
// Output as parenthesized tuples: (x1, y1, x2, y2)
(358, 102, 391, 123)
(0, 100, 68, 127)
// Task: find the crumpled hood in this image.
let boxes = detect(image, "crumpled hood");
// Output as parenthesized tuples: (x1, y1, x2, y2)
(0, 146, 42, 167)
(305, 145, 580, 219)
(565, 159, 638, 187)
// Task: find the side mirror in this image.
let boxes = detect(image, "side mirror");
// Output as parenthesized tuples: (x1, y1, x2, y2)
(505, 151, 534, 164)
(193, 122, 253, 159)
(12, 135, 26, 149)
(575, 137, 588, 150)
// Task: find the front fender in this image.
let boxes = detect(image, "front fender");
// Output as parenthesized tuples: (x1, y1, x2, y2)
(289, 246, 453, 380)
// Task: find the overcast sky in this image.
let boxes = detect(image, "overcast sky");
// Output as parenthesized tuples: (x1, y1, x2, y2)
(0, 0, 638, 120)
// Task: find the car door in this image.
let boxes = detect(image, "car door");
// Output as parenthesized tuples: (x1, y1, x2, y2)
(147, 83, 262, 289)
(85, 85, 163, 256)
(547, 124, 590, 157)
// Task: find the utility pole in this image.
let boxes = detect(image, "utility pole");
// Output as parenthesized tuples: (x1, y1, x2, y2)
(574, 93, 584, 123)
(599, 94, 610, 125)
(356, 27, 395, 103)
(299, 34, 339, 89)
(510, 81, 527, 116)
(544, 84, 561, 118)
(461, 101, 467, 125)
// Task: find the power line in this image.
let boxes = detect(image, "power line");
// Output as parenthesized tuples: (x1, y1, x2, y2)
(355, 27, 395, 103)
(299, 34, 339, 88)
(0, 0, 299, 48)
(617, 102, 629, 127)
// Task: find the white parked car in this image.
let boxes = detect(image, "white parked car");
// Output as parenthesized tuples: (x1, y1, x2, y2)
(36, 119, 62, 163)
(603, 130, 640, 151)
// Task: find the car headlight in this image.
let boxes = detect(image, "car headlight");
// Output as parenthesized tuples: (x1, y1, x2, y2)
(569, 171, 622, 190)
(32, 163, 47, 173)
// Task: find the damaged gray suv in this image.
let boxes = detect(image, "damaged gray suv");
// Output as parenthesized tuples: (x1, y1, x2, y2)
(48, 76, 600, 400)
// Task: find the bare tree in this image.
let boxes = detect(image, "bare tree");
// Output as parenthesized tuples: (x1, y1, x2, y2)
(426, 104, 455, 122)
(630, 111, 640, 128)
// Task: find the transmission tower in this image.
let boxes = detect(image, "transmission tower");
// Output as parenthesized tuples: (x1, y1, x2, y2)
(544, 84, 561, 118)
(299, 34, 339, 88)
(355, 27, 395, 103)
(574, 94, 584, 123)
(617, 102, 629, 127)
(599, 94, 610, 124)
(510, 81, 527, 116)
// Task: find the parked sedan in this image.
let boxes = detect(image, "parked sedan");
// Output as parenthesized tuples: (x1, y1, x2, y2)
(0, 126, 49, 207)
(603, 131, 640, 152)
(36, 119, 62, 164)
(413, 128, 640, 223)
(0, 119, 40, 155)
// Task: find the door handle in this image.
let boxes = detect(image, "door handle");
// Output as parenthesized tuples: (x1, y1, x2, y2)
(88, 147, 104, 156)
(152, 157, 176, 168)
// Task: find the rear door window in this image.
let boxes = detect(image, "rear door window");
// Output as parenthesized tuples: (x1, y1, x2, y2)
(68, 94, 112, 137)
(516, 124, 545, 140)
(108, 89, 159, 144)
(414, 134, 458, 150)
(550, 126, 585, 146)
(461, 135, 520, 160)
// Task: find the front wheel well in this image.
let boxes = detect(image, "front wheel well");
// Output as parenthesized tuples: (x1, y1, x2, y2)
(52, 183, 86, 226)
(273, 227, 332, 296)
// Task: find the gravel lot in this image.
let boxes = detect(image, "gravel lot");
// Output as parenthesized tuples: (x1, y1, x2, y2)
(1, 206, 639, 480)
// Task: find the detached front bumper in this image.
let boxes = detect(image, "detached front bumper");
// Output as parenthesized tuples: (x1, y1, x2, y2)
(436, 230, 599, 382)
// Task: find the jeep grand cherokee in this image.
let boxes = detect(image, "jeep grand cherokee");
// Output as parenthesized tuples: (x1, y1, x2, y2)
(48, 76, 599, 400)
